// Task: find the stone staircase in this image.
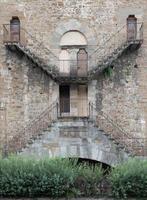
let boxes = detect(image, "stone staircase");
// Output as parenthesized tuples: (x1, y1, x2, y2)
(16, 43, 59, 79)
(89, 103, 147, 157)
(88, 22, 143, 79)
(4, 101, 58, 156)
(3, 101, 146, 163)
(88, 41, 142, 79)
(4, 28, 59, 80)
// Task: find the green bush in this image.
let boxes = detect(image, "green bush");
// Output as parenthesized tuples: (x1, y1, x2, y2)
(74, 163, 103, 197)
(0, 156, 103, 198)
(109, 159, 147, 198)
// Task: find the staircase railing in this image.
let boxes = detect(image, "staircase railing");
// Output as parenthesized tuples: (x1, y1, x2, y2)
(2, 101, 58, 156)
(88, 23, 143, 75)
(3, 24, 59, 74)
(3, 24, 58, 59)
(21, 27, 58, 60)
(89, 102, 147, 156)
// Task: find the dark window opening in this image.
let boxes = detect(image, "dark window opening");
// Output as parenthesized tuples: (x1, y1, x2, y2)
(59, 85, 70, 113)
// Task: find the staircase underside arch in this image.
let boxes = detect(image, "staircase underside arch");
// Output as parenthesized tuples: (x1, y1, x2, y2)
(20, 118, 129, 167)
(46, 145, 128, 167)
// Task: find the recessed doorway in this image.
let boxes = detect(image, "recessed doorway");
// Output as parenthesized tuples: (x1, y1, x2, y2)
(59, 85, 70, 115)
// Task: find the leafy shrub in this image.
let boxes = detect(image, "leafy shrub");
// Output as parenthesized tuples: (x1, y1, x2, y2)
(109, 159, 147, 198)
(0, 156, 103, 198)
(74, 163, 103, 197)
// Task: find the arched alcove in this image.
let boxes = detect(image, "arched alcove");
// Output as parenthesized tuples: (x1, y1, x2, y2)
(60, 30, 87, 47)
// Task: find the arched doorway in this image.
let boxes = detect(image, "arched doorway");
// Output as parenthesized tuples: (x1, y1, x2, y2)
(127, 15, 137, 41)
(10, 17, 20, 42)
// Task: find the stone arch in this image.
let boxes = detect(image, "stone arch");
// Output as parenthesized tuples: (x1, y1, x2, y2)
(60, 30, 87, 47)
(50, 19, 97, 71)
(50, 19, 96, 53)
(53, 145, 126, 167)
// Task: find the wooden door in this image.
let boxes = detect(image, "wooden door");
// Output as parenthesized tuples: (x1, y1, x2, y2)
(77, 49, 88, 77)
(10, 17, 20, 42)
(59, 85, 70, 115)
(78, 85, 88, 117)
(127, 15, 137, 41)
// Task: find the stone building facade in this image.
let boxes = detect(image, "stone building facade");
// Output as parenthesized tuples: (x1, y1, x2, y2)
(0, 0, 147, 165)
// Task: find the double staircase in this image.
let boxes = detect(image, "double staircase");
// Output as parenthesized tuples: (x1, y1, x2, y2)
(1, 100, 146, 159)
(2, 22, 146, 159)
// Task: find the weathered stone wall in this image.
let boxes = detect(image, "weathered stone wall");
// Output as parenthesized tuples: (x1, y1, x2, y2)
(0, 48, 57, 143)
(0, 0, 147, 154)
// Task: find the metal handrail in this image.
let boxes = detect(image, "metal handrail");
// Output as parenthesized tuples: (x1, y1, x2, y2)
(3, 24, 58, 60)
(88, 22, 143, 74)
(139, 23, 144, 41)
(89, 103, 131, 138)
(5, 100, 58, 154)
(89, 102, 147, 156)
(3, 23, 143, 79)
(3, 24, 9, 33)
(20, 27, 58, 60)
(89, 24, 126, 58)
(89, 22, 143, 58)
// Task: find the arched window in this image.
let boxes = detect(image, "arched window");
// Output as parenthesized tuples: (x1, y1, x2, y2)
(10, 17, 20, 42)
(127, 15, 137, 41)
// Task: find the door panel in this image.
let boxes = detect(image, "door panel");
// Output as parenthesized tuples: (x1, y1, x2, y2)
(59, 49, 70, 76)
(127, 16, 137, 41)
(70, 49, 77, 77)
(10, 18, 20, 42)
(77, 49, 88, 77)
(78, 85, 88, 117)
